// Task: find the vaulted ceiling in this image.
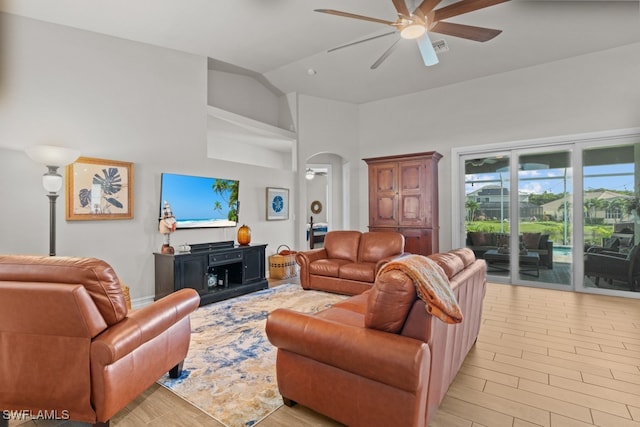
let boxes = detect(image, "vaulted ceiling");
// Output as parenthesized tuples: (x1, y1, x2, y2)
(1, 0, 639, 104)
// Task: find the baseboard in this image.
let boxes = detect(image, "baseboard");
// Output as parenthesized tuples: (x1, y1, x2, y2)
(132, 295, 155, 309)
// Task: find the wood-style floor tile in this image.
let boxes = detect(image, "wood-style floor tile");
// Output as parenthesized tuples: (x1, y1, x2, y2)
(10, 281, 640, 427)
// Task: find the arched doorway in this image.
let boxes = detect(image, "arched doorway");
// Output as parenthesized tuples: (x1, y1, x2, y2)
(303, 152, 348, 249)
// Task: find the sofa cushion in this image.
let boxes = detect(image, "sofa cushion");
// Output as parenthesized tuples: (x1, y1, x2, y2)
(358, 231, 404, 263)
(523, 232, 541, 249)
(449, 248, 476, 267)
(309, 259, 350, 278)
(365, 269, 416, 333)
(427, 253, 464, 279)
(340, 262, 376, 283)
(468, 231, 487, 246)
(324, 231, 361, 262)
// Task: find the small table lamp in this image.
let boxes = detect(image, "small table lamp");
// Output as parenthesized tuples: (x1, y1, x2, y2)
(25, 145, 80, 256)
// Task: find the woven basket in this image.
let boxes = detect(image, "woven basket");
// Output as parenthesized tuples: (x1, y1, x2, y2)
(269, 245, 298, 280)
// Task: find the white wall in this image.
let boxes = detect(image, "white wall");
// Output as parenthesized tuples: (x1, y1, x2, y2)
(306, 153, 345, 231)
(356, 42, 640, 251)
(207, 70, 280, 127)
(296, 94, 360, 249)
(0, 13, 296, 304)
(305, 173, 327, 224)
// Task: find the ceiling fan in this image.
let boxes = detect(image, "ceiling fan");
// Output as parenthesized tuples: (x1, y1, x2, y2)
(305, 167, 329, 180)
(315, 0, 509, 69)
(467, 157, 499, 167)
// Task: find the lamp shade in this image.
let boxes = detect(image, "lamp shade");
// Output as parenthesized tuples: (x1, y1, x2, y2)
(25, 145, 80, 167)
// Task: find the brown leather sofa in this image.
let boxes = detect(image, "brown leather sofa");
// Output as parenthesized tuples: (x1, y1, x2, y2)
(266, 248, 486, 427)
(0, 255, 200, 426)
(296, 230, 405, 295)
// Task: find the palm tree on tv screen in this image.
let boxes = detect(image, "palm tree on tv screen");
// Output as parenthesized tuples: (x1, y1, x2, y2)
(212, 179, 239, 222)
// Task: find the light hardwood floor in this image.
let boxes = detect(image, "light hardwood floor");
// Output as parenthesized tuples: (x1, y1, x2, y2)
(9, 281, 640, 426)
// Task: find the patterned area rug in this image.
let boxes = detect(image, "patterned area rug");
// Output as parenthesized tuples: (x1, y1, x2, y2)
(158, 284, 348, 427)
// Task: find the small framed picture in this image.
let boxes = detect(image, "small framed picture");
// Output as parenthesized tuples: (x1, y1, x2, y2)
(266, 187, 289, 221)
(66, 157, 134, 220)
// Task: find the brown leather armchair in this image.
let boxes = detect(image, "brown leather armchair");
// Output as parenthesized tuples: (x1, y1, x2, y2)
(0, 255, 200, 426)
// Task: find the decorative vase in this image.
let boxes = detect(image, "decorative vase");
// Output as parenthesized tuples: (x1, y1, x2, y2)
(237, 224, 251, 246)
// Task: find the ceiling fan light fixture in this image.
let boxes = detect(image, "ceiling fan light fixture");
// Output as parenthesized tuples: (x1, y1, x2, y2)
(305, 168, 315, 180)
(400, 23, 426, 40)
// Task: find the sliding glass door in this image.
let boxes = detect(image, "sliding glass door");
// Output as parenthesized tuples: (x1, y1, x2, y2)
(465, 154, 514, 281)
(464, 149, 572, 288)
(458, 133, 640, 297)
(516, 150, 572, 287)
(582, 144, 637, 293)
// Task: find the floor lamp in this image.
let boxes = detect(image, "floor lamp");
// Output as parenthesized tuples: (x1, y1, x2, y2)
(25, 145, 80, 256)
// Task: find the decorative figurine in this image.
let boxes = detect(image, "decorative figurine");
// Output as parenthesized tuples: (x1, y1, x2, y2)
(159, 200, 177, 254)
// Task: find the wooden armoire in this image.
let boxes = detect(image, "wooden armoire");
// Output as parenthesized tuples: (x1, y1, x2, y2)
(363, 151, 442, 256)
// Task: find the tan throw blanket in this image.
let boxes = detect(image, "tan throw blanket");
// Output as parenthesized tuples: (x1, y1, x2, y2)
(377, 255, 463, 324)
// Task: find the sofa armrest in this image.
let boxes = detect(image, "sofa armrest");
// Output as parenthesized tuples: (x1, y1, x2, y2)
(296, 248, 328, 265)
(266, 308, 430, 393)
(585, 252, 629, 265)
(296, 249, 328, 288)
(91, 288, 200, 365)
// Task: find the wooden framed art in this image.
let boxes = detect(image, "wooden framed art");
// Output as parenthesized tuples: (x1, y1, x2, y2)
(66, 156, 134, 220)
(266, 187, 289, 220)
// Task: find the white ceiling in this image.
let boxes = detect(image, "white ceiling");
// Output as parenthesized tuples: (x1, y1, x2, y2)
(1, 0, 639, 104)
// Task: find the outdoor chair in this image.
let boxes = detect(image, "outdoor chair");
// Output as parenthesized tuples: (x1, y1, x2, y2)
(584, 244, 640, 291)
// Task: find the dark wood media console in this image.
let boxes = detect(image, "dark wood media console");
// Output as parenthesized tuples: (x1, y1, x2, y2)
(154, 241, 268, 306)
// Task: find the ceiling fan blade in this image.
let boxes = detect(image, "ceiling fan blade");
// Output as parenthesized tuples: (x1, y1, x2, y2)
(434, 0, 509, 22)
(416, 32, 439, 66)
(392, 0, 411, 17)
(431, 21, 502, 42)
(371, 39, 401, 70)
(328, 31, 397, 53)
(314, 9, 395, 26)
(415, 0, 442, 16)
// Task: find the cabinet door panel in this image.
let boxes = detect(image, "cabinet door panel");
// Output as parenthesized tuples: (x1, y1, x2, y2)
(375, 165, 397, 192)
(375, 195, 397, 222)
(369, 162, 399, 226)
(401, 195, 421, 221)
(400, 162, 421, 191)
(178, 255, 208, 294)
(401, 228, 434, 256)
(243, 247, 264, 282)
(398, 160, 427, 226)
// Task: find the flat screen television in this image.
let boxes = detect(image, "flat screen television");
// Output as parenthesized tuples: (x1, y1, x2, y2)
(159, 172, 239, 229)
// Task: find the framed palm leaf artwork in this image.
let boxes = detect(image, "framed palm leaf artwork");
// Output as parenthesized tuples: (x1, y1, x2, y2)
(66, 157, 134, 220)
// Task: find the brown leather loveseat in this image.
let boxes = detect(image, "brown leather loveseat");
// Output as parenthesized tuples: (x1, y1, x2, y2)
(0, 255, 200, 426)
(266, 248, 486, 427)
(296, 230, 405, 295)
